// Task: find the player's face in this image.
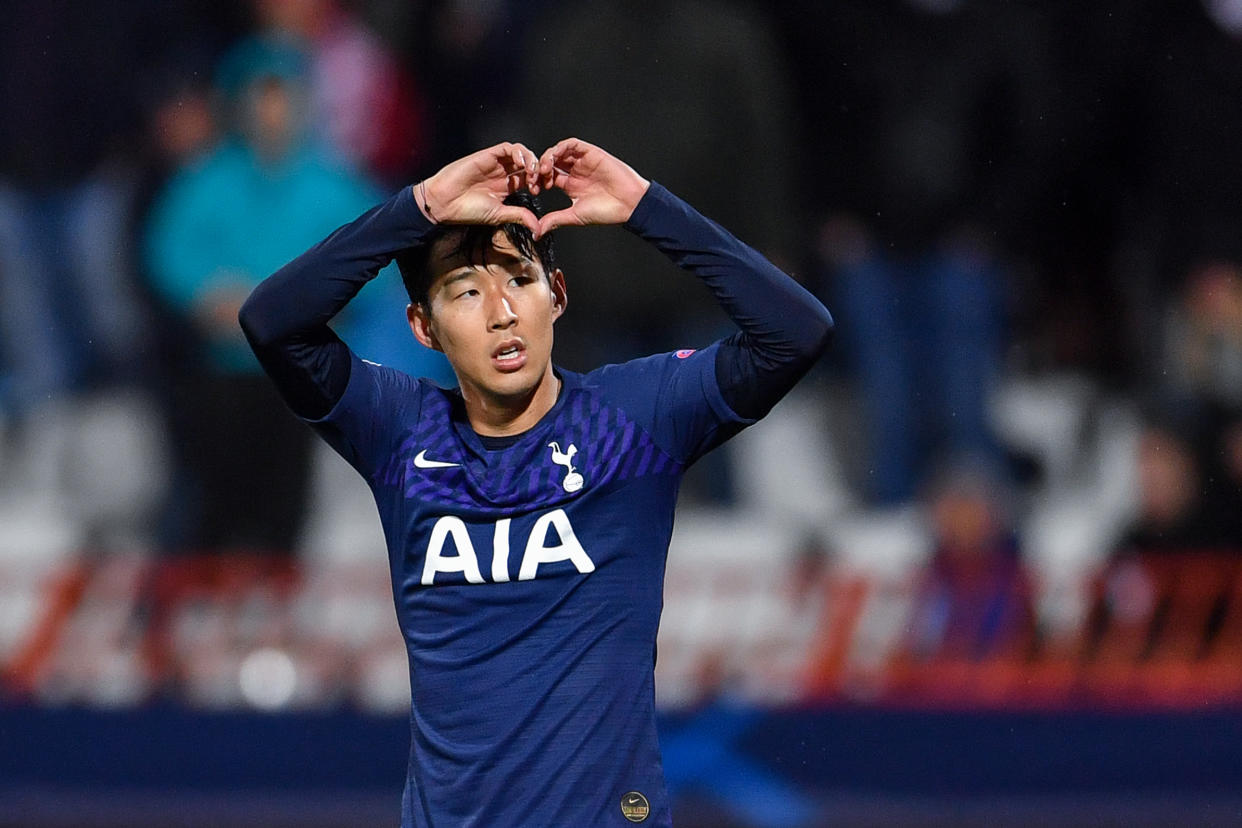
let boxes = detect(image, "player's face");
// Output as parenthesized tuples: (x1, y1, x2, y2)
(409, 230, 566, 407)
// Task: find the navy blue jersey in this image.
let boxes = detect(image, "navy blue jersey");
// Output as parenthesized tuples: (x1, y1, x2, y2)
(311, 343, 746, 825)
(240, 179, 832, 827)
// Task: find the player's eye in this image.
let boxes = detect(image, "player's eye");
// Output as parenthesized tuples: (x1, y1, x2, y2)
(455, 288, 479, 300)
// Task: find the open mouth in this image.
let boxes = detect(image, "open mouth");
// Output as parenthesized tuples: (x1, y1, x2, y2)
(491, 339, 527, 372)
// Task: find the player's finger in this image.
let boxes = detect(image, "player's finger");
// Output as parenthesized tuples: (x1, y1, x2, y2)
(492, 142, 517, 171)
(494, 205, 540, 235)
(509, 145, 523, 191)
(489, 143, 517, 190)
(536, 208, 578, 237)
(512, 142, 537, 176)
(537, 145, 562, 190)
(553, 137, 588, 167)
(549, 136, 583, 160)
(546, 139, 568, 176)
(511, 142, 540, 194)
(495, 142, 527, 172)
(533, 150, 567, 194)
(541, 138, 580, 174)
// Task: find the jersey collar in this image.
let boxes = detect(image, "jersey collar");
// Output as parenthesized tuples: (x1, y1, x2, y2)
(448, 366, 581, 466)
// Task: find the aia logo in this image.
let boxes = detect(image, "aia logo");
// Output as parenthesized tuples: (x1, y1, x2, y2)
(674, 348, 696, 359)
(420, 509, 594, 585)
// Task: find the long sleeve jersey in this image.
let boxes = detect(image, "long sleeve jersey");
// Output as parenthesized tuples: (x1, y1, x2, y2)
(239, 182, 831, 827)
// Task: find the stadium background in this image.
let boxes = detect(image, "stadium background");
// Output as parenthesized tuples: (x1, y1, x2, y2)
(3, 0, 1242, 825)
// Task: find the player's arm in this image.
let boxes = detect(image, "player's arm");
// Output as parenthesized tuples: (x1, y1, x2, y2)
(535, 138, 834, 419)
(238, 142, 542, 419)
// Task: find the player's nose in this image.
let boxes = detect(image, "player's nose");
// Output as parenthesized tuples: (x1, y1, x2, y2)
(487, 293, 517, 330)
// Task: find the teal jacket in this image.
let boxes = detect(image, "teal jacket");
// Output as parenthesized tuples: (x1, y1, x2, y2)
(145, 138, 383, 374)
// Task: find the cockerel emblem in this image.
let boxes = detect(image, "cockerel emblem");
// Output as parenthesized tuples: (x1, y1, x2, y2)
(547, 441, 584, 493)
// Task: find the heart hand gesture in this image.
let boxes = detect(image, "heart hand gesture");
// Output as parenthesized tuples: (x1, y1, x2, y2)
(531, 137, 650, 237)
(416, 137, 649, 238)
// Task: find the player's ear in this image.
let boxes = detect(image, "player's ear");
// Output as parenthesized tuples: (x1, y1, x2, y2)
(408, 302, 442, 351)
(549, 268, 567, 321)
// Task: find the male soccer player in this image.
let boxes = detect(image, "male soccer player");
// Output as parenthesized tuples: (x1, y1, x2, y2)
(239, 138, 832, 826)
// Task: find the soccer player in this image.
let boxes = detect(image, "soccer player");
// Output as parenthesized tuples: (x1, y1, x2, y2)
(239, 138, 833, 826)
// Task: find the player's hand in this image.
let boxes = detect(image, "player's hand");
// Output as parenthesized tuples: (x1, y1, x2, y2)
(416, 142, 540, 234)
(532, 138, 650, 237)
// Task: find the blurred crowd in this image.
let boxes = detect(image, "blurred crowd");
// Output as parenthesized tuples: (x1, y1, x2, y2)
(2, 0, 1242, 695)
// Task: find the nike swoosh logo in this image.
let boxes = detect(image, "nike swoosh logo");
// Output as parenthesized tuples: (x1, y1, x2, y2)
(413, 450, 459, 469)
(626, 796, 642, 805)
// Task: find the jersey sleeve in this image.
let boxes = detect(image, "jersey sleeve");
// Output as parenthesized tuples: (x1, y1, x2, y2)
(624, 182, 833, 421)
(589, 341, 755, 466)
(239, 185, 435, 421)
(303, 350, 425, 480)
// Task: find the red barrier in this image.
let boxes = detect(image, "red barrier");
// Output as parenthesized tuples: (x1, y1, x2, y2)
(6, 550, 1242, 710)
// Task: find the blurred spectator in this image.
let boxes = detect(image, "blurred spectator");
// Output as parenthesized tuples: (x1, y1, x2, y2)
(0, 4, 153, 484)
(217, 10, 448, 381)
(804, 0, 1052, 507)
(252, 0, 430, 185)
(1135, 261, 1242, 550)
(143, 37, 382, 555)
(1161, 261, 1242, 415)
(821, 219, 1005, 507)
(133, 73, 223, 392)
(0, 3, 243, 551)
(150, 83, 221, 172)
(1116, 426, 1217, 555)
(1072, 0, 1242, 384)
(907, 461, 1031, 661)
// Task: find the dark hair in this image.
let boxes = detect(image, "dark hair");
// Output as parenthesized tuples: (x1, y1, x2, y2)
(396, 190, 557, 308)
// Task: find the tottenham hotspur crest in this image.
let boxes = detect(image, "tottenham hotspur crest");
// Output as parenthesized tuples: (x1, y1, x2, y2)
(547, 441, 583, 493)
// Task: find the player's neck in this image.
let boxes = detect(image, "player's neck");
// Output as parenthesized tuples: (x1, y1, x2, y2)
(461, 368, 562, 437)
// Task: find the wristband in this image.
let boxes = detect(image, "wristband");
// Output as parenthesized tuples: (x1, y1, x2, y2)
(419, 180, 435, 222)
